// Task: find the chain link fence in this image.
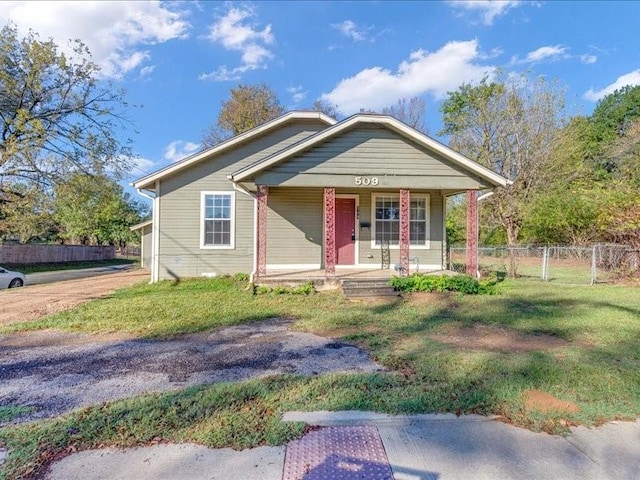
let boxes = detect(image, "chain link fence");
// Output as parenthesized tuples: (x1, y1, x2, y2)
(449, 244, 640, 285)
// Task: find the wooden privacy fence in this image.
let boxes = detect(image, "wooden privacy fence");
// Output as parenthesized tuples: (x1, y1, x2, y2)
(0, 244, 116, 264)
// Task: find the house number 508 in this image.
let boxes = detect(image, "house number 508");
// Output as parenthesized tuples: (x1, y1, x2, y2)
(354, 176, 379, 186)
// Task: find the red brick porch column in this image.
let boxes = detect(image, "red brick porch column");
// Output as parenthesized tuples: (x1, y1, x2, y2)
(324, 187, 336, 277)
(466, 190, 478, 278)
(256, 185, 268, 278)
(399, 189, 410, 276)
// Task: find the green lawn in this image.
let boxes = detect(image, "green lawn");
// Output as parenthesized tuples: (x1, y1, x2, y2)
(4, 258, 137, 275)
(1, 276, 639, 479)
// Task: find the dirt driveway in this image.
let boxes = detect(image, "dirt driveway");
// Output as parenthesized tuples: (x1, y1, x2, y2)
(0, 269, 383, 424)
(0, 319, 383, 424)
(0, 269, 149, 326)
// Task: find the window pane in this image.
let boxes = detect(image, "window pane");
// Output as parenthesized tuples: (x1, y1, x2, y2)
(203, 195, 232, 246)
(411, 199, 426, 221)
(375, 197, 399, 220)
(410, 221, 426, 245)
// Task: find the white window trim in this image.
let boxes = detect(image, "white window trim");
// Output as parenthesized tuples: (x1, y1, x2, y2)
(370, 193, 430, 250)
(200, 191, 236, 249)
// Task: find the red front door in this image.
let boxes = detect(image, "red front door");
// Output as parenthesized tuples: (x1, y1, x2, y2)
(335, 198, 356, 265)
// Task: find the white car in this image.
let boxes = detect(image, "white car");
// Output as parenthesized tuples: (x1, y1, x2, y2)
(0, 266, 25, 289)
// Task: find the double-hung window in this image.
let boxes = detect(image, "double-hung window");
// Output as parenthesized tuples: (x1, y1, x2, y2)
(372, 194, 429, 248)
(201, 191, 235, 248)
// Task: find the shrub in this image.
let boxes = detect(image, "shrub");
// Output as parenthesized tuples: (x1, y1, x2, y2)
(389, 274, 498, 295)
(254, 281, 315, 296)
(233, 272, 250, 282)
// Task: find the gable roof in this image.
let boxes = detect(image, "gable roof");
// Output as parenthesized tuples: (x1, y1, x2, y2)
(230, 114, 510, 188)
(132, 111, 337, 190)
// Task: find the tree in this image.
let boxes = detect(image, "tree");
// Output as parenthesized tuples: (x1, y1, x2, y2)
(382, 97, 427, 133)
(0, 184, 57, 243)
(588, 85, 640, 174)
(523, 188, 600, 245)
(439, 73, 566, 246)
(0, 23, 133, 189)
(54, 173, 146, 247)
(201, 83, 284, 148)
(310, 99, 341, 119)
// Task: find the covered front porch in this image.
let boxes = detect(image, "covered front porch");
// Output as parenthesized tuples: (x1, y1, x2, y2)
(228, 114, 508, 285)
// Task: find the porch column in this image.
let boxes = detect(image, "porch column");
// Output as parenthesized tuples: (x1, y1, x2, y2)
(399, 188, 410, 276)
(324, 187, 336, 277)
(256, 185, 268, 278)
(466, 190, 479, 278)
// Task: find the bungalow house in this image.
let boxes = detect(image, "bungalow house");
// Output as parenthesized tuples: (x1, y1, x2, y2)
(132, 111, 509, 283)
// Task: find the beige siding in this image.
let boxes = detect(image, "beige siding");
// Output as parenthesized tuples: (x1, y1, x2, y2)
(266, 188, 323, 265)
(156, 121, 326, 280)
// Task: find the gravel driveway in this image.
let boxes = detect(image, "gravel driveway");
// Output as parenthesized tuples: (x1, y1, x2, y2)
(0, 269, 149, 326)
(0, 319, 384, 424)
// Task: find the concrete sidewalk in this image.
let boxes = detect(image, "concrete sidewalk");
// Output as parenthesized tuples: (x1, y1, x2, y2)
(44, 412, 640, 480)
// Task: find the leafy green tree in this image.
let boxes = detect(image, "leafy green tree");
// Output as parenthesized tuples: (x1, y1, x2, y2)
(201, 83, 284, 148)
(54, 173, 146, 247)
(523, 188, 600, 245)
(591, 85, 640, 144)
(0, 23, 133, 188)
(440, 73, 566, 246)
(0, 184, 57, 243)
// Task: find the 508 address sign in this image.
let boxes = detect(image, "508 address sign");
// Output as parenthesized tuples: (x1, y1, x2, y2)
(354, 176, 379, 186)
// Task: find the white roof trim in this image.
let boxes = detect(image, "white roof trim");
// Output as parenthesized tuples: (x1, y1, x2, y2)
(132, 111, 337, 190)
(129, 219, 152, 231)
(230, 114, 510, 187)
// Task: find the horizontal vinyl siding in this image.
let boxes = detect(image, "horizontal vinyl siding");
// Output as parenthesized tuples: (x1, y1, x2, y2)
(344, 189, 444, 268)
(262, 187, 444, 270)
(268, 126, 471, 178)
(141, 226, 152, 269)
(156, 121, 326, 280)
(266, 188, 323, 265)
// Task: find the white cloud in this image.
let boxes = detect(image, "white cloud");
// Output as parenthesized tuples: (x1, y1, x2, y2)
(448, 0, 522, 25)
(519, 44, 568, 64)
(163, 140, 201, 163)
(0, 1, 190, 78)
(139, 65, 156, 78)
(321, 40, 494, 114)
(287, 85, 307, 104)
(200, 7, 274, 81)
(580, 54, 598, 64)
(332, 20, 372, 42)
(584, 69, 640, 102)
(128, 156, 157, 178)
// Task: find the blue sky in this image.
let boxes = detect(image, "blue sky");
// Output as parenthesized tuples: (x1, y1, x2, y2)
(2, 1, 640, 197)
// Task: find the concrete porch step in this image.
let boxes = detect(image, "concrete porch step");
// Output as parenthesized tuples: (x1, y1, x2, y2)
(340, 279, 399, 298)
(341, 279, 393, 288)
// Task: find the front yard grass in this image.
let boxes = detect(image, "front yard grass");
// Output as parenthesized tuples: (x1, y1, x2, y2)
(1, 276, 639, 479)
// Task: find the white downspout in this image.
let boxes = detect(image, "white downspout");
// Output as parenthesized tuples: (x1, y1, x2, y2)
(231, 182, 258, 283)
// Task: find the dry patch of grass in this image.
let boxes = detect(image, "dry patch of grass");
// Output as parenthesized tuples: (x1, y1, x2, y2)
(428, 323, 571, 352)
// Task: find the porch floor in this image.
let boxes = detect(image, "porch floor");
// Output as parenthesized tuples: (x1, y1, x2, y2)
(257, 267, 451, 289)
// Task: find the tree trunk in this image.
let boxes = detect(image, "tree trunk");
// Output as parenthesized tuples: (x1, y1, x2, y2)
(505, 218, 520, 277)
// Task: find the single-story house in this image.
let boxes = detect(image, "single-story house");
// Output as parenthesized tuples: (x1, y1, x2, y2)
(132, 111, 509, 283)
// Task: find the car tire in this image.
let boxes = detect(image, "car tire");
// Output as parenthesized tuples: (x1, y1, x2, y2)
(8, 278, 24, 288)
